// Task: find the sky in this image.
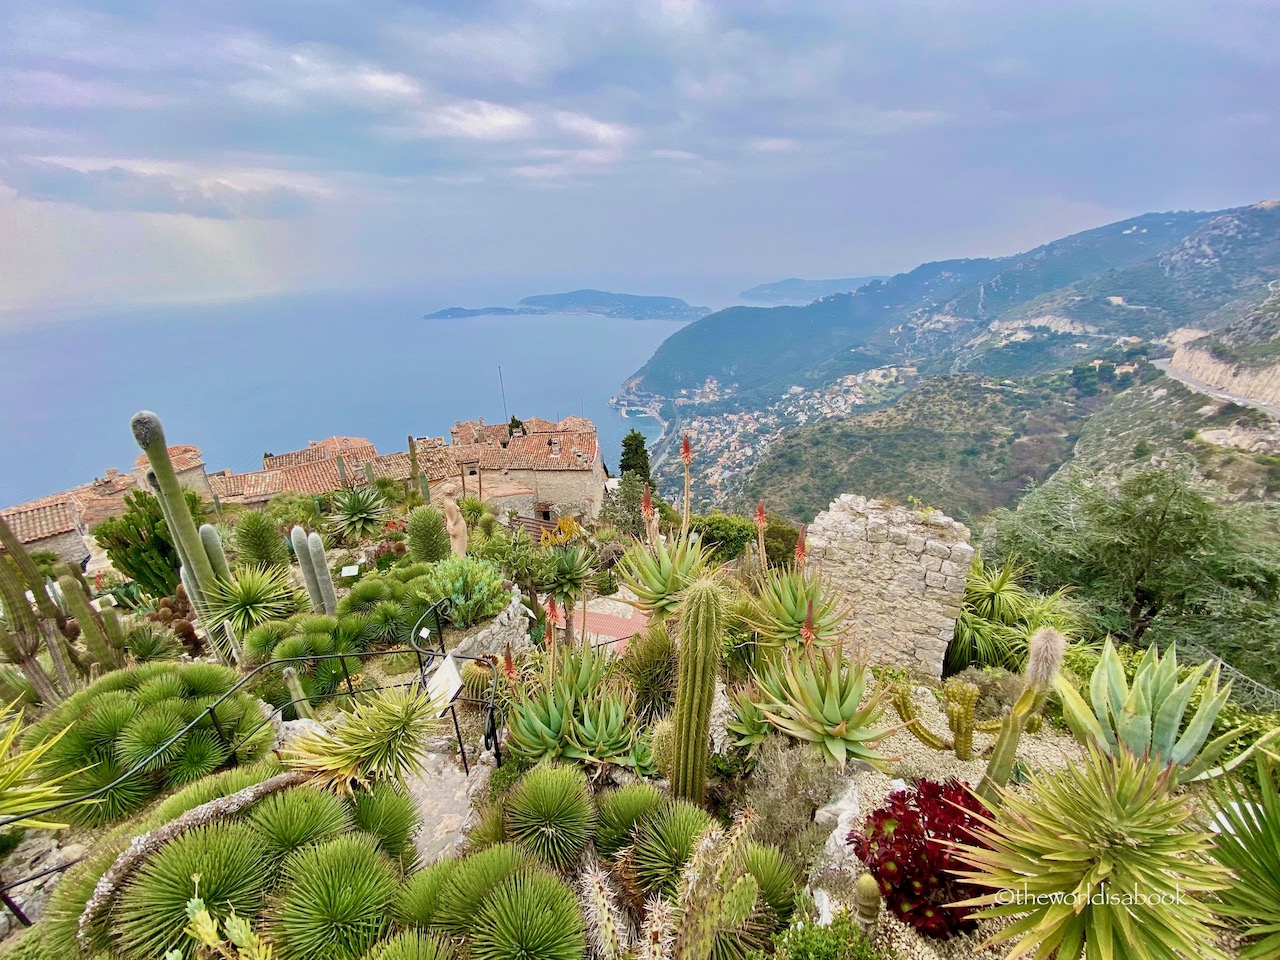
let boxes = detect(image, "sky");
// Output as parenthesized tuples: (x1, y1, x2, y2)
(1, 0, 1278, 320)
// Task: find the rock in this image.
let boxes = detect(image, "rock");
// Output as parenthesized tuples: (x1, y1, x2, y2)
(812, 889, 835, 927)
(708, 682, 734, 754)
(278, 718, 327, 749)
(814, 781, 860, 828)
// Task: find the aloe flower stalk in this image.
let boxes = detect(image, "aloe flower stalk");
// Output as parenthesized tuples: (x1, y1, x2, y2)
(680, 434, 693, 536)
(795, 524, 807, 568)
(754, 501, 768, 573)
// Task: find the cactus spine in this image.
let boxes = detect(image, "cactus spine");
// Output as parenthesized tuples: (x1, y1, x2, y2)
(58, 575, 124, 670)
(307, 532, 337, 615)
(131, 412, 217, 602)
(199, 524, 231, 581)
(671, 576, 724, 804)
(290, 526, 323, 613)
(282, 667, 315, 720)
(976, 627, 1065, 804)
(579, 864, 634, 960)
(853, 872, 883, 933)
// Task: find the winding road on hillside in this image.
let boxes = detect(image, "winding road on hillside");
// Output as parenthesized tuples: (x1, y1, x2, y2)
(1151, 358, 1280, 420)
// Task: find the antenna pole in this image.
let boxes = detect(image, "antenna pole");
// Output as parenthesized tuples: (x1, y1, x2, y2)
(498, 366, 509, 423)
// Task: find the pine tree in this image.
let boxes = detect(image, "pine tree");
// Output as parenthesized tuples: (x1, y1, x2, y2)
(620, 429, 652, 482)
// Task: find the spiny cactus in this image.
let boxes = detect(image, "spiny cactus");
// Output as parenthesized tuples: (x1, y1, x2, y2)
(0, 548, 66, 704)
(893, 679, 997, 761)
(290, 526, 323, 612)
(671, 577, 724, 804)
(57, 575, 124, 671)
(336, 454, 349, 488)
(199, 524, 231, 581)
(282, 667, 315, 720)
(976, 626, 1065, 804)
(579, 864, 635, 960)
(0, 516, 68, 634)
(364, 461, 377, 488)
(853, 872, 882, 933)
(307, 532, 338, 616)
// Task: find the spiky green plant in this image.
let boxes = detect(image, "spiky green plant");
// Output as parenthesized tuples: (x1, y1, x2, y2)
(671, 576, 725, 803)
(365, 930, 455, 960)
(1057, 637, 1254, 784)
(632, 799, 714, 898)
(955, 746, 1230, 960)
(741, 842, 798, 927)
(566, 692, 635, 766)
(330, 488, 391, 544)
(505, 684, 574, 764)
(247, 785, 351, 862)
(395, 860, 458, 929)
(752, 646, 892, 772)
(339, 578, 394, 616)
(284, 687, 444, 792)
(433, 843, 528, 935)
(617, 534, 709, 620)
(1208, 757, 1280, 958)
(420, 555, 508, 628)
(502, 765, 594, 870)
(620, 621, 679, 721)
(595, 783, 665, 860)
(406, 507, 451, 563)
(743, 567, 845, 648)
(0, 702, 76, 828)
(726, 685, 770, 760)
(243, 620, 293, 662)
(349, 780, 420, 863)
(124, 621, 184, 661)
(467, 801, 508, 852)
(269, 834, 401, 960)
(114, 823, 268, 960)
(234, 510, 289, 568)
(205, 564, 297, 637)
(470, 866, 585, 960)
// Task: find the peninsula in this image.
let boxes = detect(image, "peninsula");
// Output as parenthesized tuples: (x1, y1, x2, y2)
(425, 288, 709, 321)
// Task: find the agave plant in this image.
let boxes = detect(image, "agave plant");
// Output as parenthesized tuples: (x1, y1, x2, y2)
(726, 685, 770, 759)
(505, 684, 574, 763)
(328, 488, 390, 544)
(502, 765, 595, 870)
(204, 564, 298, 637)
(565, 692, 634, 766)
(284, 687, 444, 791)
(616, 533, 709, 620)
(954, 745, 1230, 960)
(752, 646, 894, 771)
(743, 566, 845, 648)
(1208, 755, 1280, 959)
(1056, 637, 1260, 784)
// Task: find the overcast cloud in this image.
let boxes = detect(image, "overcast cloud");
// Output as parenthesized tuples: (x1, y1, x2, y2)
(0, 0, 1277, 316)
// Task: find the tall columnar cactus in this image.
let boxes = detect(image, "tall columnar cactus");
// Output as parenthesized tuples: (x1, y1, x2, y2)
(308, 532, 338, 616)
(57, 575, 124, 671)
(282, 667, 315, 720)
(0, 517, 67, 634)
(671, 576, 724, 804)
(199, 524, 231, 581)
(408, 436, 431, 503)
(131, 412, 217, 602)
(336, 454, 349, 489)
(976, 626, 1065, 804)
(291, 526, 323, 613)
(363, 461, 377, 488)
(0, 556, 65, 704)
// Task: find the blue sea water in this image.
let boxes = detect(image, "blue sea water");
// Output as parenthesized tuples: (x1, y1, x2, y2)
(0, 291, 677, 505)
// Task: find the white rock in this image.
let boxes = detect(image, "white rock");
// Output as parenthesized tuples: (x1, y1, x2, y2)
(812, 889, 835, 927)
(814, 780, 860, 828)
(278, 718, 327, 749)
(708, 682, 735, 754)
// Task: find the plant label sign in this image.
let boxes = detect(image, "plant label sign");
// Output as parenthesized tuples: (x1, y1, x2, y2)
(341, 565, 360, 577)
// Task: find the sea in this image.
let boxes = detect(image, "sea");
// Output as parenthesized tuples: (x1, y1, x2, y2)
(0, 290, 680, 505)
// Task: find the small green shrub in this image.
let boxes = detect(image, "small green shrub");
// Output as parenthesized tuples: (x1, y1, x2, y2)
(470, 867, 585, 960)
(502, 765, 594, 870)
(269, 834, 402, 960)
(419, 555, 508, 628)
(764, 912, 888, 960)
(114, 823, 268, 960)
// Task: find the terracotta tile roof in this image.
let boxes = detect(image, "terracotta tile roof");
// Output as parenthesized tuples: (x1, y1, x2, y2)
(450, 420, 511, 445)
(504, 431, 598, 470)
(1, 500, 82, 544)
(262, 437, 378, 471)
(134, 445, 205, 473)
(553, 607, 648, 644)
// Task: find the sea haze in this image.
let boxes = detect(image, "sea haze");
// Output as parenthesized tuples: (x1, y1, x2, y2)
(0, 291, 678, 505)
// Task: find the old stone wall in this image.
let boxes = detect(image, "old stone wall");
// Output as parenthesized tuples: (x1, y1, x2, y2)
(808, 494, 973, 677)
(504, 466, 606, 520)
(446, 586, 533, 659)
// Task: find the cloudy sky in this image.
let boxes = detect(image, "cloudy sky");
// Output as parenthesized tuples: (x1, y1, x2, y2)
(1, 0, 1277, 317)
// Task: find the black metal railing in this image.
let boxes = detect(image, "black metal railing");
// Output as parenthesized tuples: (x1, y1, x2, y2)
(0, 601, 505, 925)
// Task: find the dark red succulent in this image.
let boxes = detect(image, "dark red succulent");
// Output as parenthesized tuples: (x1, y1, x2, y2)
(848, 778, 989, 939)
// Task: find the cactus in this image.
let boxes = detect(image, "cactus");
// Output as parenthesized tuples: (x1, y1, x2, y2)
(976, 626, 1065, 804)
(131, 412, 217, 602)
(363, 461, 377, 488)
(408, 436, 431, 503)
(199, 524, 231, 581)
(671, 577, 724, 804)
(282, 666, 315, 719)
(291, 526, 324, 613)
(853, 872, 882, 933)
(337, 454, 349, 488)
(579, 864, 634, 960)
(893, 679, 994, 761)
(0, 517, 68, 633)
(57, 575, 124, 671)
(0, 550, 67, 705)
(307, 532, 338, 616)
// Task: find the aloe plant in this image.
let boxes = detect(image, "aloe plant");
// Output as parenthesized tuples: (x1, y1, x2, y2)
(752, 646, 893, 771)
(506, 684, 574, 763)
(616, 534, 708, 620)
(1056, 638, 1259, 784)
(743, 567, 844, 648)
(726, 686, 769, 759)
(566, 693, 634, 766)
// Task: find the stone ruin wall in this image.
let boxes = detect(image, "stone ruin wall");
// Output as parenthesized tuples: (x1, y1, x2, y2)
(808, 494, 973, 678)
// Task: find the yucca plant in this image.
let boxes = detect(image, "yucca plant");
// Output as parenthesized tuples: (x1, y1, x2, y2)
(743, 567, 845, 648)
(114, 823, 268, 960)
(503, 765, 595, 870)
(752, 646, 894, 771)
(1209, 757, 1280, 958)
(742, 842, 799, 928)
(616, 533, 709, 620)
(954, 745, 1230, 960)
(395, 859, 458, 929)
(247, 785, 351, 862)
(284, 687, 444, 792)
(243, 619, 293, 662)
(1056, 637, 1258, 784)
(124, 622, 184, 661)
(269, 834, 401, 960)
(348, 780, 420, 863)
(0, 702, 77, 828)
(433, 843, 528, 935)
(330, 488, 391, 544)
(594, 783, 664, 860)
(366, 930, 455, 960)
(234, 510, 289, 568)
(205, 564, 298, 637)
(467, 801, 508, 852)
(471, 866, 585, 960)
(632, 799, 714, 898)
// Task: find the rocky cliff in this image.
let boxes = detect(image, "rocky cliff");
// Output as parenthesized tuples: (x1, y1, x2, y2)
(1169, 345, 1280, 407)
(1171, 289, 1280, 406)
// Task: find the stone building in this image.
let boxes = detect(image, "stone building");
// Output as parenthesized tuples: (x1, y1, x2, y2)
(0, 500, 90, 567)
(808, 494, 974, 678)
(132, 445, 214, 501)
